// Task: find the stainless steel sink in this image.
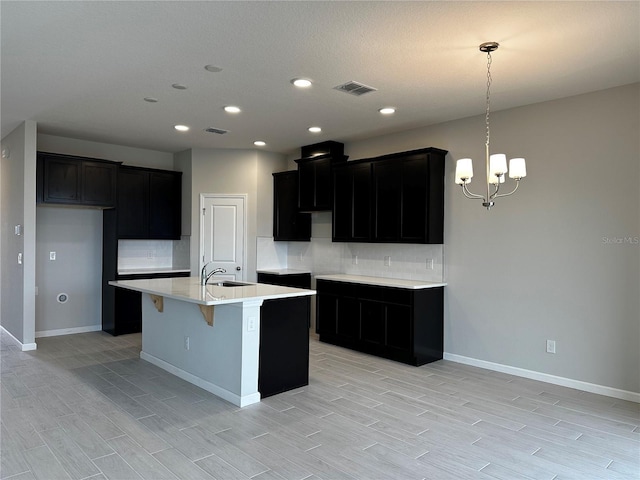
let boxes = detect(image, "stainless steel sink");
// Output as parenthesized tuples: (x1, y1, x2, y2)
(211, 281, 252, 287)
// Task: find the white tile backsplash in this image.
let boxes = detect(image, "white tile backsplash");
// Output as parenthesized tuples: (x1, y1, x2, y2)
(118, 240, 174, 271)
(256, 237, 444, 282)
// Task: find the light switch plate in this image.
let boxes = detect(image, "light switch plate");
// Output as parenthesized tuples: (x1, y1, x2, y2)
(14, 225, 22, 236)
(50, 251, 56, 261)
(18, 252, 23, 265)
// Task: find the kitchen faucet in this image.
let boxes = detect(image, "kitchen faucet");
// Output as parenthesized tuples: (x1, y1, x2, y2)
(200, 262, 226, 285)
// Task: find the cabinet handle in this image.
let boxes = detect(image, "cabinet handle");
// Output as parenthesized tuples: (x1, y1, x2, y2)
(236, 266, 241, 271)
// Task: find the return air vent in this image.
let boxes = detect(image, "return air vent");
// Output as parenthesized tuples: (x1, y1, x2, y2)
(333, 81, 377, 96)
(204, 127, 229, 135)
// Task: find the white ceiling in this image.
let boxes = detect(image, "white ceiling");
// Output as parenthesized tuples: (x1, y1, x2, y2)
(2, 1, 639, 155)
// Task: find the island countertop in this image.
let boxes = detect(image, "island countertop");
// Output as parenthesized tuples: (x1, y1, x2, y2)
(109, 276, 315, 306)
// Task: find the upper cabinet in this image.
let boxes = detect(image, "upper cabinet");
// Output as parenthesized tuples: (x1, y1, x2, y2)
(117, 166, 182, 240)
(295, 141, 348, 211)
(332, 147, 447, 244)
(37, 152, 118, 207)
(273, 171, 311, 241)
(332, 161, 371, 242)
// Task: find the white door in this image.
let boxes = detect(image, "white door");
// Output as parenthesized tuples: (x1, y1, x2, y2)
(200, 194, 246, 281)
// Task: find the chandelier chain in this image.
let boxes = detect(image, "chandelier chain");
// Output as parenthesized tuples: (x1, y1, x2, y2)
(485, 51, 492, 148)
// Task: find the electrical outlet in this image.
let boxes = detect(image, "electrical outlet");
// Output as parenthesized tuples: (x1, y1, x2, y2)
(17, 253, 22, 265)
(184, 336, 190, 350)
(147, 250, 154, 259)
(248, 316, 256, 332)
(546, 339, 556, 354)
(384, 256, 391, 267)
(426, 258, 434, 270)
(49, 251, 56, 261)
(352, 255, 358, 265)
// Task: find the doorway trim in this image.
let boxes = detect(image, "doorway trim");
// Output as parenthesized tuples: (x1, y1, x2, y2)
(199, 193, 247, 279)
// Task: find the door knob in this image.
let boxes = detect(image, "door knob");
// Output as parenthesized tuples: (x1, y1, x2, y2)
(236, 266, 241, 271)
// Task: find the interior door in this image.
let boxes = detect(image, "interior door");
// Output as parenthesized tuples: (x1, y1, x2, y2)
(200, 194, 246, 281)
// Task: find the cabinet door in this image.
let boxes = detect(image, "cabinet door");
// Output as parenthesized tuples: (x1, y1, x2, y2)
(336, 296, 360, 340)
(273, 171, 311, 241)
(43, 157, 81, 204)
(82, 161, 116, 207)
(316, 293, 338, 335)
(372, 161, 402, 241)
(117, 168, 149, 238)
(333, 162, 371, 242)
(360, 300, 385, 347)
(385, 303, 412, 353)
(399, 157, 428, 242)
(149, 171, 182, 239)
(298, 156, 332, 211)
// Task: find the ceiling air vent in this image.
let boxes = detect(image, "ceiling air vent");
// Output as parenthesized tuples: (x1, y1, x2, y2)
(205, 127, 228, 135)
(333, 81, 377, 96)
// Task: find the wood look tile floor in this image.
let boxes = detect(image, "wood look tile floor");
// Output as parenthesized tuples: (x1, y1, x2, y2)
(1, 330, 638, 480)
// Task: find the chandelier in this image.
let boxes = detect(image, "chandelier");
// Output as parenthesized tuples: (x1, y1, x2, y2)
(454, 42, 527, 210)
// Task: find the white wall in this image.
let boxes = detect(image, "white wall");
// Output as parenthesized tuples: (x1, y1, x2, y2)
(0, 121, 37, 348)
(38, 134, 175, 169)
(341, 83, 639, 395)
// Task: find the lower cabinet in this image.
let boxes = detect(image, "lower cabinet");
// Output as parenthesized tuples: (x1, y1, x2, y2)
(259, 296, 310, 398)
(102, 271, 190, 336)
(316, 279, 443, 366)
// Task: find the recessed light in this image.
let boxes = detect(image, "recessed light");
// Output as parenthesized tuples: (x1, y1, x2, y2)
(204, 65, 223, 73)
(254, 141, 266, 147)
(379, 107, 396, 115)
(291, 78, 312, 88)
(172, 83, 187, 90)
(224, 105, 241, 113)
(308, 126, 322, 133)
(144, 97, 159, 103)
(174, 125, 190, 132)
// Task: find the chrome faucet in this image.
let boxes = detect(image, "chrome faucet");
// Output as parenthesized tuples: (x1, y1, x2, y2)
(200, 262, 226, 285)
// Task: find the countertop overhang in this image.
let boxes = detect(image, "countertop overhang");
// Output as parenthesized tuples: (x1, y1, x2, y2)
(314, 274, 446, 289)
(109, 277, 316, 306)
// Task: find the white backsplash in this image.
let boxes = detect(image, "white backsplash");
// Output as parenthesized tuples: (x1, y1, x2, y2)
(118, 239, 187, 271)
(257, 237, 444, 282)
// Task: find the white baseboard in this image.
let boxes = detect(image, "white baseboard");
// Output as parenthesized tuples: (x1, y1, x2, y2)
(35, 324, 102, 338)
(444, 352, 640, 403)
(0, 325, 37, 351)
(140, 351, 261, 407)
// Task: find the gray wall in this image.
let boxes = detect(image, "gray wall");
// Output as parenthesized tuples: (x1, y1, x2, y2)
(33, 134, 179, 335)
(0, 121, 37, 346)
(184, 148, 286, 279)
(35, 207, 103, 333)
(345, 83, 639, 394)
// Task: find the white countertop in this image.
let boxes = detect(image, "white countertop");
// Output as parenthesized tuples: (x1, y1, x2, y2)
(314, 274, 446, 289)
(118, 268, 191, 276)
(110, 276, 316, 306)
(257, 269, 312, 275)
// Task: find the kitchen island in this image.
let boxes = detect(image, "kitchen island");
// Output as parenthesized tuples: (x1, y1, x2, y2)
(109, 277, 315, 407)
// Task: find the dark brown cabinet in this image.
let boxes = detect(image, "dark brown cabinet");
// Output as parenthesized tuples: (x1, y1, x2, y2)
(296, 154, 334, 211)
(331, 147, 446, 244)
(102, 271, 190, 336)
(37, 152, 117, 207)
(273, 171, 311, 241)
(332, 161, 372, 242)
(117, 166, 182, 240)
(295, 141, 348, 212)
(259, 296, 310, 398)
(372, 149, 445, 244)
(316, 279, 443, 366)
(257, 272, 311, 289)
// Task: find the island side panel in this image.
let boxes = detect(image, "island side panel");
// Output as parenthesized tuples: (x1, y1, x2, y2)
(139, 294, 261, 407)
